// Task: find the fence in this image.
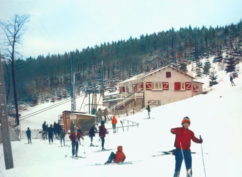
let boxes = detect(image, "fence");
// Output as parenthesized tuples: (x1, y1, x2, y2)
(106, 119, 139, 133)
(111, 105, 142, 118)
(21, 129, 43, 139)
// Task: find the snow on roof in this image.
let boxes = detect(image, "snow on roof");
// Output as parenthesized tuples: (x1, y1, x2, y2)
(120, 65, 194, 84)
(193, 81, 204, 84)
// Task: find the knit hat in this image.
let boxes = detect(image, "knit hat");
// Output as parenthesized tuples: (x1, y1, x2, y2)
(101, 121, 105, 125)
(181, 116, 190, 125)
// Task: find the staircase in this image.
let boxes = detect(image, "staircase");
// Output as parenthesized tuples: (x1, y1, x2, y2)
(108, 92, 135, 112)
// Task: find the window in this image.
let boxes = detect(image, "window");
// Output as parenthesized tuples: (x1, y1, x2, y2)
(185, 82, 191, 90)
(137, 83, 143, 91)
(119, 87, 125, 93)
(193, 85, 199, 92)
(126, 86, 129, 93)
(146, 82, 152, 90)
(153, 82, 163, 90)
(133, 84, 137, 92)
(166, 72, 171, 78)
(140, 82, 143, 91)
(175, 82, 187, 91)
(174, 82, 181, 90)
(162, 82, 169, 90)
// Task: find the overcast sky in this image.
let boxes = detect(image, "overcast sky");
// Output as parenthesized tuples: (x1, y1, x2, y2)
(0, 0, 241, 59)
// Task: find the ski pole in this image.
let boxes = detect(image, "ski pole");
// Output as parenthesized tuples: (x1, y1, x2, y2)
(65, 143, 71, 157)
(200, 136, 207, 177)
(107, 133, 109, 149)
(83, 138, 86, 154)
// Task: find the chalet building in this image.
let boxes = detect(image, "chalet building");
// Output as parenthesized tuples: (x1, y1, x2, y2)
(117, 66, 203, 108)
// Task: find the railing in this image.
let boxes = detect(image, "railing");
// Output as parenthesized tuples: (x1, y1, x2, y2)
(106, 119, 139, 132)
(111, 105, 142, 118)
(108, 92, 135, 112)
(103, 93, 122, 102)
(21, 129, 42, 139)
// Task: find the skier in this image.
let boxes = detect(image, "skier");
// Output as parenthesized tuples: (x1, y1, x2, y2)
(57, 123, 62, 139)
(48, 124, 54, 144)
(96, 108, 103, 125)
(103, 108, 108, 123)
(89, 124, 97, 146)
(146, 105, 151, 118)
(45, 124, 49, 139)
(69, 128, 84, 157)
(53, 122, 58, 139)
(91, 107, 96, 115)
(230, 74, 236, 86)
(42, 121, 47, 140)
(60, 129, 66, 147)
(77, 125, 83, 136)
(26, 127, 31, 144)
(112, 115, 117, 133)
(104, 146, 126, 165)
(171, 117, 203, 177)
(99, 121, 108, 151)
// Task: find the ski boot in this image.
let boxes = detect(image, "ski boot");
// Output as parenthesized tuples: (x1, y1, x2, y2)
(104, 160, 111, 165)
(173, 171, 180, 177)
(102, 148, 106, 151)
(90, 143, 94, 146)
(187, 169, 192, 177)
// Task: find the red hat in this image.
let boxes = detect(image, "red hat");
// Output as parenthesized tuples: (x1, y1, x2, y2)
(181, 117, 190, 125)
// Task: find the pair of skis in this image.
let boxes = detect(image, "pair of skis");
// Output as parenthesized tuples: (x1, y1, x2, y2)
(70, 156, 86, 160)
(152, 150, 196, 157)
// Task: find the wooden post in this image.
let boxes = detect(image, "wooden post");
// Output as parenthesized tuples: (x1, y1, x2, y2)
(127, 121, 129, 131)
(120, 120, 124, 132)
(0, 57, 14, 169)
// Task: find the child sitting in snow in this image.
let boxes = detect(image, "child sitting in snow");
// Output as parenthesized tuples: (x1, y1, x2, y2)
(104, 146, 126, 165)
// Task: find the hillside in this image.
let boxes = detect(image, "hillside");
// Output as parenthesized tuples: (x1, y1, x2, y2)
(3, 20, 242, 110)
(0, 60, 242, 177)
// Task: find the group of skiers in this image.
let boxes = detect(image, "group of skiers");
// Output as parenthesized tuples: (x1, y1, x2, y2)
(26, 106, 203, 176)
(42, 121, 64, 144)
(95, 108, 109, 124)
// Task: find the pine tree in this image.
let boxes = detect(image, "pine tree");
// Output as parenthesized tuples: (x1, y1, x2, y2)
(179, 62, 187, 72)
(225, 57, 236, 73)
(196, 67, 202, 77)
(203, 60, 211, 75)
(209, 69, 218, 86)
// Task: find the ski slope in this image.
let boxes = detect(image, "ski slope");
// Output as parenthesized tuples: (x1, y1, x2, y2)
(1, 62, 242, 177)
(18, 93, 105, 130)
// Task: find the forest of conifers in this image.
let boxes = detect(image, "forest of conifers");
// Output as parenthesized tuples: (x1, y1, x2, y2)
(3, 20, 242, 105)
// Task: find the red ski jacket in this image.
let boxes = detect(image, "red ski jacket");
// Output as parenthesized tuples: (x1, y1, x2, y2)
(171, 127, 202, 150)
(69, 132, 82, 142)
(114, 146, 126, 163)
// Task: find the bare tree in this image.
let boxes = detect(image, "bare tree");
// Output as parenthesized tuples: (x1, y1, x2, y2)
(0, 14, 30, 125)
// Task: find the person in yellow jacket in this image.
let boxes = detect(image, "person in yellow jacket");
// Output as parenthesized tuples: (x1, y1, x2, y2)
(112, 115, 117, 133)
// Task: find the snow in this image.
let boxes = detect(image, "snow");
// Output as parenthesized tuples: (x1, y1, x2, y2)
(1, 59, 242, 177)
(19, 93, 103, 130)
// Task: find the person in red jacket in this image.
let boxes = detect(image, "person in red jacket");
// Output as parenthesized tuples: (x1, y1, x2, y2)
(104, 146, 126, 165)
(171, 117, 203, 177)
(99, 121, 108, 151)
(69, 128, 84, 157)
(111, 115, 117, 133)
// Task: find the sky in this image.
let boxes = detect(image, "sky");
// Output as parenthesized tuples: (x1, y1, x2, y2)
(0, 0, 241, 59)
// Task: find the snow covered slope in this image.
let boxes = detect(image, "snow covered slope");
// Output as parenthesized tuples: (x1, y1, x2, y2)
(0, 63, 242, 177)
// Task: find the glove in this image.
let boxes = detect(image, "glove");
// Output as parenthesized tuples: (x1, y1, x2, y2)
(200, 135, 203, 143)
